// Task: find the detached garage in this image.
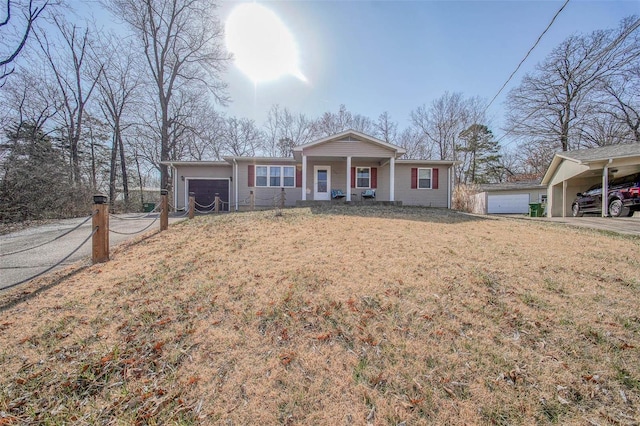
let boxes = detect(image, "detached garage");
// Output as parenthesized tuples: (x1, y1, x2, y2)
(488, 194, 530, 214)
(472, 182, 547, 215)
(542, 144, 640, 217)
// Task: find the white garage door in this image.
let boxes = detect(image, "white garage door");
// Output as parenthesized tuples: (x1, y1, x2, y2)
(487, 194, 530, 214)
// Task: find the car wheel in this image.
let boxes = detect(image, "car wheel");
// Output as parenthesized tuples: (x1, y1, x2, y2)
(608, 199, 629, 217)
(572, 203, 583, 217)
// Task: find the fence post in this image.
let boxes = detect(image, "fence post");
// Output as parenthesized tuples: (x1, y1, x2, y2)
(280, 188, 285, 209)
(214, 193, 220, 213)
(92, 194, 109, 264)
(188, 192, 195, 219)
(250, 190, 255, 211)
(160, 189, 168, 231)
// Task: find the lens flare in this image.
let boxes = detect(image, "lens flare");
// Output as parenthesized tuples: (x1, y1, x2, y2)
(225, 3, 306, 84)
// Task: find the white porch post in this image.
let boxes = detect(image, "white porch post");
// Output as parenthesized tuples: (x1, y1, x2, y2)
(346, 156, 352, 201)
(389, 156, 395, 202)
(302, 154, 307, 201)
(562, 180, 567, 218)
(602, 165, 609, 217)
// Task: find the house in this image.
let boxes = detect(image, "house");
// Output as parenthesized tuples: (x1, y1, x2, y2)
(162, 130, 456, 211)
(471, 182, 547, 215)
(541, 143, 640, 217)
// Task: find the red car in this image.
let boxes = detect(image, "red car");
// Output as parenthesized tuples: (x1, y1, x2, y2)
(572, 172, 640, 217)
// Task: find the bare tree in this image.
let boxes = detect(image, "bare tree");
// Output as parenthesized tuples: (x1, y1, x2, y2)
(397, 127, 430, 159)
(0, 0, 49, 85)
(506, 17, 640, 152)
(103, 0, 230, 190)
(313, 104, 373, 137)
(410, 92, 467, 160)
(264, 104, 316, 157)
(373, 111, 398, 144)
(35, 15, 104, 185)
(97, 36, 140, 207)
(221, 117, 263, 157)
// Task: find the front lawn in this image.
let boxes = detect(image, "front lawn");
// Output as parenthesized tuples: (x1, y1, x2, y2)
(1, 206, 638, 425)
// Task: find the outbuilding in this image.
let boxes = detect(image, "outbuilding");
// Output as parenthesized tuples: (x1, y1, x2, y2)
(541, 144, 640, 217)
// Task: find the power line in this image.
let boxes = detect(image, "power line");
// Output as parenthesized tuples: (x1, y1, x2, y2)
(496, 15, 640, 150)
(484, 0, 570, 114)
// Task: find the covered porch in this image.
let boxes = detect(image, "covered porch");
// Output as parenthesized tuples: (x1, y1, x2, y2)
(292, 130, 406, 202)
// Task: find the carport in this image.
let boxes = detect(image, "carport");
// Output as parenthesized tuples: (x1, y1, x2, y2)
(541, 144, 640, 217)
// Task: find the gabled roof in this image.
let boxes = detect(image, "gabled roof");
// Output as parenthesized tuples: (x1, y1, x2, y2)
(555, 143, 640, 163)
(293, 129, 406, 156)
(541, 143, 640, 185)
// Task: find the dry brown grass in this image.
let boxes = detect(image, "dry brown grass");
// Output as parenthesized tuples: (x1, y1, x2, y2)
(0, 206, 638, 425)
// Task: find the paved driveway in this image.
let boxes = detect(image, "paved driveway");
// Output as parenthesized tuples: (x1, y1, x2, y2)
(507, 214, 640, 236)
(0, 213, 187, 291)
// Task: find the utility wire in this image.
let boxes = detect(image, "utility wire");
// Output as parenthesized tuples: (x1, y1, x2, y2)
(495, 15, 640, 149)
(484, 0, 570, 114)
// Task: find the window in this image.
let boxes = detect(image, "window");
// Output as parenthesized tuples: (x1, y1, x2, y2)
(283, 166, 295, 187)
(256, 166, 268, 187)
(418, 168, 432, 189)
(356, 167, 370, 188)
(270, 167, 281, 186)
(255, 165, 295, 187)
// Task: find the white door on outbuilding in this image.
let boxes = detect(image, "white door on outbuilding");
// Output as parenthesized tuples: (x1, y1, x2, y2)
(487, 194, 530, 214)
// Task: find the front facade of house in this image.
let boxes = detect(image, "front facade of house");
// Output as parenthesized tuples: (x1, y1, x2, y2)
(162, 130, 455, 211)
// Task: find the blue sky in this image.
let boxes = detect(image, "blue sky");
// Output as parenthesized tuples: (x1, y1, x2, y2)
(219, 0, 639, 140)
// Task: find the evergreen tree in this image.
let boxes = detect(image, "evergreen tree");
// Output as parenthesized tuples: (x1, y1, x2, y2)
(0, 122, 71, 222)
(457, 124, 502, 184)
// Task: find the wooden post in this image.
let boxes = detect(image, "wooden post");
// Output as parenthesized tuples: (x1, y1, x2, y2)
(92, 194, 109, 264)
(280, 188, 285, 209)
(188, 192, 195, 219)
(160, 189, 168, 231)
(214, 193, 220, 213)
(250, 190, 255, 211)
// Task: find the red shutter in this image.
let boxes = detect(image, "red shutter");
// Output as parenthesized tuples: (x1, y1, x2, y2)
(248, 165, 254, 187)
(371, 167, 377, 189)
(411, 168, 417, 189)
(296, 167, 302, 188)
(432, 168, 439, 189)
(351, 167, 356, 188)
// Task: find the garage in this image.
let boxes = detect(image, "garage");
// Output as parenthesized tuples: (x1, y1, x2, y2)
(187, 179, 230, 212)
(487, 193, 530, 214)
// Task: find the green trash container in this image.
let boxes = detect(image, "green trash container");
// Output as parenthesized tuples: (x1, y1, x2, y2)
(529, 203, 542, 217)
(143, 202, 156, 213)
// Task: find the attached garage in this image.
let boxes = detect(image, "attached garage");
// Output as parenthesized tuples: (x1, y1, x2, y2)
(487, 194, 530, 214)
(187, 178, 230, 212)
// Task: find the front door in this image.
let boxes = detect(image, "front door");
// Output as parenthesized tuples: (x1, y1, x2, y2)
(314, 166, 331, 200)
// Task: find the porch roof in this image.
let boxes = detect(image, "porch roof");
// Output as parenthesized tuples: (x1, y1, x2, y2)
(292, 129, 406, 160)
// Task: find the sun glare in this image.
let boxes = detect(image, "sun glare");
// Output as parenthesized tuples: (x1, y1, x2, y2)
(225, 3, 306, 84)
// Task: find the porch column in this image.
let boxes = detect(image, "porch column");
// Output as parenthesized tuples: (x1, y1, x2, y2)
(562, 180, 567, 218)
(346, 156, 352, 201)
(602, 165, 609, 217)
(302, 154, 307, 201)
(389, 156, 395, 202)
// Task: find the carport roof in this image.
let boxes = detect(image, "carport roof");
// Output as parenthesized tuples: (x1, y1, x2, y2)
(542, 143, 640, 185)
(558, 143, 640, 163)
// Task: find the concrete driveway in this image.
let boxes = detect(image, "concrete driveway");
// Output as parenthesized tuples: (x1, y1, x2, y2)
(0, 213, 187, 291)
(507, 214, 640, 236)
